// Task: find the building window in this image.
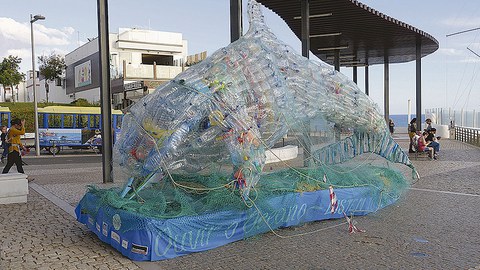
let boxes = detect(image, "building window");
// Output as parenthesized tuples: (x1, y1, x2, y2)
(142, 54, 173, 66)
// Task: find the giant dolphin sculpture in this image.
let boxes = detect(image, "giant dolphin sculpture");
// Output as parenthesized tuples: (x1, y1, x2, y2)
(116, 0, 414, 200)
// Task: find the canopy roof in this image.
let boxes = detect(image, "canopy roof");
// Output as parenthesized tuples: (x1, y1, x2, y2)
(0, 107, 11, 113)
(256, 0, 439, 66)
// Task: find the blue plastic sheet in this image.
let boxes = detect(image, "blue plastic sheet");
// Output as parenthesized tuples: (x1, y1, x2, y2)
(76, 186, 395, 261)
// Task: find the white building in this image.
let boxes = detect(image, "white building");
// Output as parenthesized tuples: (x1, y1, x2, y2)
(65, 28, 189, 108)
(1, 83, 26, 102)
(23, 71, 72, 104)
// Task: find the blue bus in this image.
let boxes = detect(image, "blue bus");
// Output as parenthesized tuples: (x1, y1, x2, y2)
(38, 106, 123, 154)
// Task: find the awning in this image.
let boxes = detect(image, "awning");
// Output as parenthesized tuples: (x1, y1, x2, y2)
(257, 0, 439, 66)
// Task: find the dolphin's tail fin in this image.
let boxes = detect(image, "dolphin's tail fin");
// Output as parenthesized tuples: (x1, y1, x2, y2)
(312, 131, 417, 179)
(247, 0, 266, 27)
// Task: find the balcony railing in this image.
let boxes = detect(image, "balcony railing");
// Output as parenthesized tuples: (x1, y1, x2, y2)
(123, 64, 184, 80)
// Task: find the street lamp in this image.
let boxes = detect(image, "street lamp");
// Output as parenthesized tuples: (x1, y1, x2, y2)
(30, 14, 45, 156)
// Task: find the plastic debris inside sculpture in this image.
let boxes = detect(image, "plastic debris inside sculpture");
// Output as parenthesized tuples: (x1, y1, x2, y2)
(76, 0, 416, 261)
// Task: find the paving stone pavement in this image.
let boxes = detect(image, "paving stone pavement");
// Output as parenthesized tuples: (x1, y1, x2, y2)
(0, 189, 139, 270)
(0, 137, 479, 269)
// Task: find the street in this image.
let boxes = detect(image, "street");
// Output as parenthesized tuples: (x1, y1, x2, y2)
(23, 152, 102, 166)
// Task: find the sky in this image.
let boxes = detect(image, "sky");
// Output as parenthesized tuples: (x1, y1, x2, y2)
(1, 0, 479, 114)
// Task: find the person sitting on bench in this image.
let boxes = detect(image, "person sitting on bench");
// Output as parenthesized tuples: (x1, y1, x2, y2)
(426, 128, 440, 158)
(417, 131, 435, 160)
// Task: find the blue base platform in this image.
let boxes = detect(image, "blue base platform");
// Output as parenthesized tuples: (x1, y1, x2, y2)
(75, 186, 395, 261)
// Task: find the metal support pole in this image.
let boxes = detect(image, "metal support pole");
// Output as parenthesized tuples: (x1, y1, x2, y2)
(30, 15, 41, 156)
(453, 110, 456, 127)
(416, 38, 422, 131)
(461, 108, 464, 126)
(230, 0, 242, 42)
(384, 53, 389, 124)
(364, 61, 369, 96)
(301, 0, 311, 167)
(407, 99, 412, 125)
(301, 0, 310, 58)
(439, 108, 442, 125)
(334, 50, 340, 71)
(353, 66, 357, 83)
(97, 0, 113, 183)
(473, 110, 476, 128)
(30, 14, 46, 156)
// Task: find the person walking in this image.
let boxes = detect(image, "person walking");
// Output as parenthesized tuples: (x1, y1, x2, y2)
(388, 119, 395, 134)
(0, 125, 8, 163)
(408, 118, 417, 153)
(2, 118, 26, 174)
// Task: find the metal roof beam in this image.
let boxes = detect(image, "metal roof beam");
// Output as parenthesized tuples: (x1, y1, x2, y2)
(293, 13, 332, 19)
(310, 32, 342, 38)
(317, 45, 349, 51)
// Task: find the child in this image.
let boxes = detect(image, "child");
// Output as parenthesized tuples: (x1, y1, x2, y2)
(0, 125, 8, 163)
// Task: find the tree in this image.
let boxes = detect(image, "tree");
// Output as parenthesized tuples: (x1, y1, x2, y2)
(0, 55, 25, 102)
(38, 53, 66, 102)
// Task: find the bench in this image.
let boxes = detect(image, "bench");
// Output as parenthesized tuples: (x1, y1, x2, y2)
(409, 137, 434, 160)
(411, 148, 431, 160)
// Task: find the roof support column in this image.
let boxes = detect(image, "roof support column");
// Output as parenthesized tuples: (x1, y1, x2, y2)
(333, 51, 340, 145)
(334, 50, 340, 71)
(416, 38, 422, 131)
(384, 53, 390, 124)
(365, 60, 369, 95)
(230, 0, 242, 42)
(301, 0, 310, 57)
(353, 66, 357, 83)
(301, 0, 311, 167)
(97, 0, 113, 183)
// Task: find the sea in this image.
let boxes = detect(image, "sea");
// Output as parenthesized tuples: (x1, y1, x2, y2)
(389, 114, 425, 127)
(308, 114, 425, 132)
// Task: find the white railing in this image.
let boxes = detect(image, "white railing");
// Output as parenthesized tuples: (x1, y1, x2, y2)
(425, 108, 479, 128)
(455, 126, 480, 147)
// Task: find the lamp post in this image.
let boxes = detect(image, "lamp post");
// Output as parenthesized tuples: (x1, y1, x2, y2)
(30, 14, 45, 156)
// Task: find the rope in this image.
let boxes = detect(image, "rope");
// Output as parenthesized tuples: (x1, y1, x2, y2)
(129, 183, 145, 204)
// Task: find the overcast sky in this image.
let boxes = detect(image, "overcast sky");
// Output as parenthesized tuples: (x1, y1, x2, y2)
(1, 0, 479, 114)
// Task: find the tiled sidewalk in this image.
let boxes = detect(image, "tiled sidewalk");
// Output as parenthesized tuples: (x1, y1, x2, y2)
(0, 189, 139, 270)
(1, 137, 479, 269)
